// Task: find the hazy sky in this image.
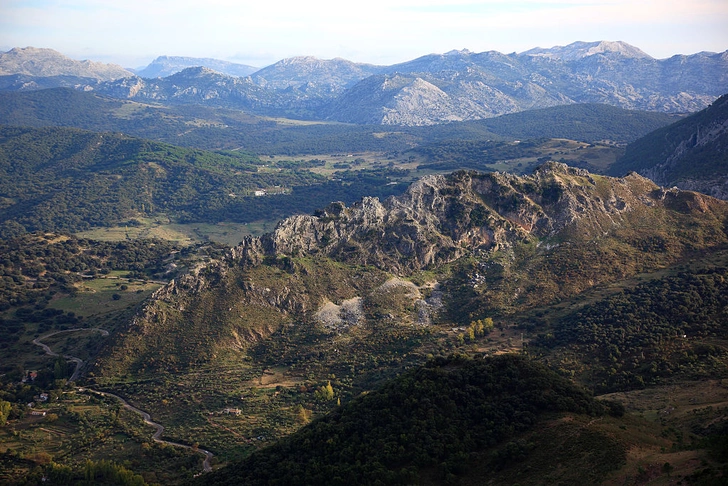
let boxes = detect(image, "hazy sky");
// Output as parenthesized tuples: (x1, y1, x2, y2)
(2, 0, 727, 69)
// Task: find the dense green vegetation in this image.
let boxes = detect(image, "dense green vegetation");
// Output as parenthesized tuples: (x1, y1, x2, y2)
(0, 233, 185, 310)
(534, 266, 728, 393)
(0, 126, 409, 238)
(411, 139, 547, 173)
(469, 103, 682, 143)
(195, 354, 622, 486)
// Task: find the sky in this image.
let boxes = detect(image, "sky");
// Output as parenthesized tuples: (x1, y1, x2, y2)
(1, 0, 727, 69)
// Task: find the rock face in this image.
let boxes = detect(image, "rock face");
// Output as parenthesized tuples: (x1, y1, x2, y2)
(230, 163, 703, 273)
(0, 47, 133, 80)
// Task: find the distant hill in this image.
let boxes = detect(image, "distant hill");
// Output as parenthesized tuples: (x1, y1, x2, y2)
(521, 40, 653, 60)
(0, 125, 296, 237)
(193, 355, 623, 486)
(610, 93, 728, 199)
(0, 47, 132, 80)
(1, 41, 725, 125)
(133, 55, 258, 78)
(250, 56, 382, 93)
(0, 89, 678, 160)
(468, 103, 682, 142)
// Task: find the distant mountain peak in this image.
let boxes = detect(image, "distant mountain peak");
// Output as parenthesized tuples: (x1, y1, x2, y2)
(444, 48, 473, 57)
(134, 55, 257, 78)
(0, 46, 133, 80)
(522, 40, 653, 61)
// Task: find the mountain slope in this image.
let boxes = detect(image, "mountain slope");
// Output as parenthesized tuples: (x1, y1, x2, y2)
(134, 56, 258, 78)
(94, 164, 728, 382)
(2, 42, 725, 124)
(610, 93, 728, 199)
(0, 47, 132, 80)
(193, 354, 623, 486)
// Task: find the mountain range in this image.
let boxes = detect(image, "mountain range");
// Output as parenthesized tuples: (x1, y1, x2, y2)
(2, 40, 728, 485)
(1, 41, 726, 125)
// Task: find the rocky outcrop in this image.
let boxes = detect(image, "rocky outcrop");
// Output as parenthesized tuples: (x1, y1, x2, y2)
(97, 165, 728, 379)
(230, 164, 670, 273)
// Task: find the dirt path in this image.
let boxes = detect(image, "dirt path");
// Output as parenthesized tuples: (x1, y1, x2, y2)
(32, 328, 214, 474)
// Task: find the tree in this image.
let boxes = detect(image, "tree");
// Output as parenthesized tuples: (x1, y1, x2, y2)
(0, 400, 11, 425)
(315, 381, 335, 401)
(294, 405, 312, 425)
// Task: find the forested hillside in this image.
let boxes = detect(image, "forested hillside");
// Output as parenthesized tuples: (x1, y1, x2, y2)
(534, 265, 728, 392)
(194, 355, 624, 486)
(0, 90, 678, 156)
(0, 126, 409, 238)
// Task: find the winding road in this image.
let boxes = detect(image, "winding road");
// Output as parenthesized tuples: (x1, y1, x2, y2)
(80, 388, 214, 472)
(31, 327, 109, 383)
(31, 328, 214, 473)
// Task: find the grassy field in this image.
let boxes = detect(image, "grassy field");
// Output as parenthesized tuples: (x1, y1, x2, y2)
(49, 277, 162, 318)
(76, 219, 268, 247)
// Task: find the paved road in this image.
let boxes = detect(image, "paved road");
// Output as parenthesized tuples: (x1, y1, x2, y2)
(31, 328, 108, 383)
(81, 388, 214, 472)
(32, 328, 214, 473)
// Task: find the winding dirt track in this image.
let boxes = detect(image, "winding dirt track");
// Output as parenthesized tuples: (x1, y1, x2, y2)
(32, 328, 213, 473)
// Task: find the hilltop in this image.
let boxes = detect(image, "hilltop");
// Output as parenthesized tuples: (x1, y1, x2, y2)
(194, 354, 625, 485)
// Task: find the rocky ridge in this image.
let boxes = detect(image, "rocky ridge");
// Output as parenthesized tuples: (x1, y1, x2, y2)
(96, 163, 728, 379)
(231, 163, 674, 272)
